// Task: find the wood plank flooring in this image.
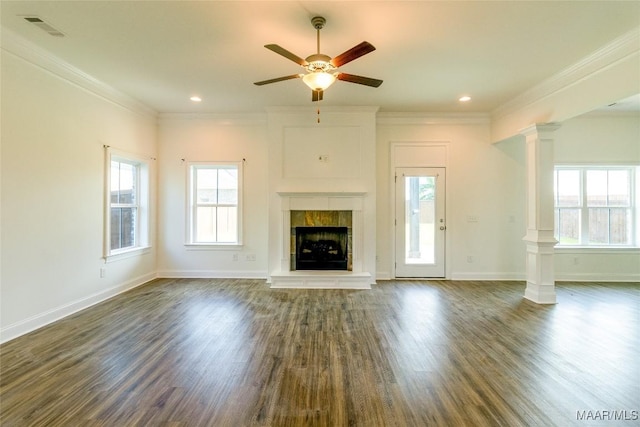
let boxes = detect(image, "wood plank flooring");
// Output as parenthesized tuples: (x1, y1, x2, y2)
(1, 279, 638, 426)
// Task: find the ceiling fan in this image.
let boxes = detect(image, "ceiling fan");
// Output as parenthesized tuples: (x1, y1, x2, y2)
(254, 16, 383, 102)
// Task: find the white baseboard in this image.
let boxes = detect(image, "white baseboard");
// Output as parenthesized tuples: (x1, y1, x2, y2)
(157, 270, 268, 279)
(450, 272, 638, 282)
(376, 271, 392, 281)
(380, 270, 637, 283)
(555, 273, 640, 282)
(0, 272, 157, 344)
(378, 271, 526, 281)
(449, 272, 526, 281)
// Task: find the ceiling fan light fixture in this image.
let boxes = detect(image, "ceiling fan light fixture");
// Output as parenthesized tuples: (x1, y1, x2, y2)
(302, 71, 337, 91)
(254, 16, 381, 101)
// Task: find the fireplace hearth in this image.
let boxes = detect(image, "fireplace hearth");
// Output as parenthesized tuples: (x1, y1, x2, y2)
(295, 227, 348, 270)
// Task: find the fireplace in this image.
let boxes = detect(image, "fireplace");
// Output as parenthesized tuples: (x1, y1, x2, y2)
(270, 193, 371, 289)
(266, 109, 376, 289)
(295, 226, 348, 270)
(290, 210, 352, 271)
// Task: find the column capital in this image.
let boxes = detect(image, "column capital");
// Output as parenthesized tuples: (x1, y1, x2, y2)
(519, 122, 562, 138)
(523, 229, 558, 245)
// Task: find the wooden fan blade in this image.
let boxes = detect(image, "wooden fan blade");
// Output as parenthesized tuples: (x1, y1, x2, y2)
(254, 74, 302, 86)
(330, 41, 376, 67)
(312, 90, 324, 102)
(337, 73, 383, 87)
(265, 44, 308, 66)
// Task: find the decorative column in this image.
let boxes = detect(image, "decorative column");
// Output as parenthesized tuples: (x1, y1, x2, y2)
(520, 123, 561, 304)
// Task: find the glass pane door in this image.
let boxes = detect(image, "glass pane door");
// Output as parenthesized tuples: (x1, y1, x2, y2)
(404, 176, 436, 265)
(395, 168, 445, 278)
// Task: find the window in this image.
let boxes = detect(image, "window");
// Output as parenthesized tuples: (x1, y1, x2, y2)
(110, 159, 138, 251)
(554, 166, 636, 246)
(105, 150, 150, 257)
(188, 162, 242, 245)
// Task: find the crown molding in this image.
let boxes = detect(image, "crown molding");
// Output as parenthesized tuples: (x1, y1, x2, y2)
(376, 112, 490, 125)
(519, 122, 562, 137)
(492, 26, 640, 120)
(158, 112, 267, 125)
(1, 27, 157, 118)
(265, 106, 380, 114)
(157, 111, 490, 126)
(580, 110, 640, 118)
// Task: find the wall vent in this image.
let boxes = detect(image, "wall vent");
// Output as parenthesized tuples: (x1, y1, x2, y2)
(23, 16, 65, 37)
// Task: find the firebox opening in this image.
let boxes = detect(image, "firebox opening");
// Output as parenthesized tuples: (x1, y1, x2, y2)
(295, 226, 348, 270)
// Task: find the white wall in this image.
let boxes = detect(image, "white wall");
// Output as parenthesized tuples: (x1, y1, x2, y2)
(1, 48, 158, 342)
(555, 114, 640, 164)
(376, 115, 527, 280)
(157, 115, 269, 278)
(553, 113, 640, 281)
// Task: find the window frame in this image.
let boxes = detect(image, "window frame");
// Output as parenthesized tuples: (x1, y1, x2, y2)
(554, 165, 638, 248)
(104, 148, 151, 260)
(186, 161, 243, 248)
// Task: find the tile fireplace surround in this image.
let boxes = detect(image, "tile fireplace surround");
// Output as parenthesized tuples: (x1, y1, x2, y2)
(269, 192, 372, 289)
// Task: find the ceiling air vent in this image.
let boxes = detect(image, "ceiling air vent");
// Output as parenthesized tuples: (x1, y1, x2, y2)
(23, 16, 65, 37)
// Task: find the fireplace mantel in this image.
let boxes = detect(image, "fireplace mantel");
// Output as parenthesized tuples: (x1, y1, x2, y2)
(270, 192, 371, 289)
(266, 107, 377, 289)
(276, 191, 367, 197)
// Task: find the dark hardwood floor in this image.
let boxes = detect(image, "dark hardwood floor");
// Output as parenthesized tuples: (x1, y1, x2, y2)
(1, 279, 638, 426)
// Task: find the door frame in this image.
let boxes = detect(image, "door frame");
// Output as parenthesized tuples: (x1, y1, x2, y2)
(390, 142, 450, 279)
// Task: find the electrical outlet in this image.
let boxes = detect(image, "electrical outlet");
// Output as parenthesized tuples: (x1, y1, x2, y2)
(246, 254, 256, 261)
(100, 267, 106, 278)
(467, 215, 479, 223)
(232, 253, 239, 262)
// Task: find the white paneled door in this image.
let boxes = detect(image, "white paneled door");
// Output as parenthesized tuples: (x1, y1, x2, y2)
(395, 168, 446, 278)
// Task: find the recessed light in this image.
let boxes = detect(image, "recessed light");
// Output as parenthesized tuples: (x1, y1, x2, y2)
(459, 96, 471, 102)
(190, 96, 202, 102)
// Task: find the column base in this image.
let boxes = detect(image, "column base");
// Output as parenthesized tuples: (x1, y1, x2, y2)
(523, 233, 557, 305)
(524, 282, 557, 304)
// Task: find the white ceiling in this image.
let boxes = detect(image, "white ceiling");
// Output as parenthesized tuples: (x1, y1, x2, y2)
(1, 1, 639, 114)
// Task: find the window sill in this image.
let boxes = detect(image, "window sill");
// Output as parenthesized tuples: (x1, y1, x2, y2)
(555, 246, 639, 254)
(105, 246, 152, 263)
(185, 243, 243, 251)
